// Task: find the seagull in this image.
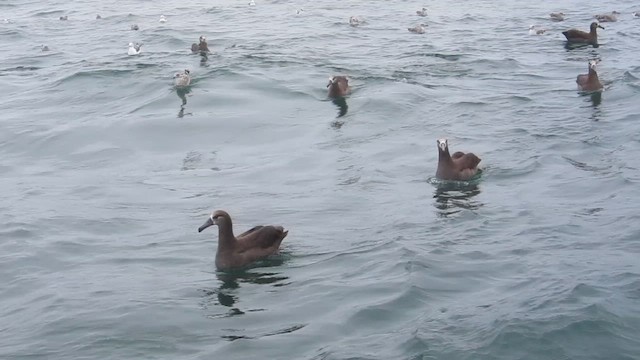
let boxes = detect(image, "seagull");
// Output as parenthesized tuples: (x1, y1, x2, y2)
(174, 69, 191, 87)
(131, 24, 139, 30)
(349, 16, 362, 27)
(59, 15, 68, 21)
(408, 23, 427, 34)
(159, 15, 167, 23)
(528, 25, 546, 35)
(41, 45, 50, 51)
(296, 8, 303, 15)
(416, 7, 427, 16)
(127, 42, 142, 55)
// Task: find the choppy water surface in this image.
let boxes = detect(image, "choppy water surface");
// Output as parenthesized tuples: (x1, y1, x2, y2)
(2, 0, 640, 359)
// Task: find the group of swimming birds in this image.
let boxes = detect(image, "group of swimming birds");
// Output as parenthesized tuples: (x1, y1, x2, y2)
(31, 5, 637, 271)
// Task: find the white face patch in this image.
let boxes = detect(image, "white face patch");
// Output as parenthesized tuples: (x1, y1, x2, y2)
(589, 60, 597, 70)
(437, 139, 448, 151)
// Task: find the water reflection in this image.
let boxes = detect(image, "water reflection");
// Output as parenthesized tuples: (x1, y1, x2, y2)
(332, 97, 348, 117)
(175, 87, 193, 118)
(198, 52, 209, 66)
(588, 91, 602, 108)
(330, 97, 348, 128)
(200, 255, 290, 315)
(433, 181, 483, 217)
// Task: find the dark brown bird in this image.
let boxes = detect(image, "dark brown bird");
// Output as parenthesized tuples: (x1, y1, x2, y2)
(576, 60, 603, 92)
(191, 35, 210, 53)
(327, 76, 350, 98)
(562, 22, 604, 47)
(198, 210, 288, 270)
(436, 139, 481, 181)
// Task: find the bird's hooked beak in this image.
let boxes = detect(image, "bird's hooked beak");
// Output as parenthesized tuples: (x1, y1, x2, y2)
(326, 77, 335, 88)
(198, 215, 215, 233)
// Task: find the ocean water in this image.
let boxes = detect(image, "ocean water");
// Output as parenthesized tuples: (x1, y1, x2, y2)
(1, 0, 640, 359)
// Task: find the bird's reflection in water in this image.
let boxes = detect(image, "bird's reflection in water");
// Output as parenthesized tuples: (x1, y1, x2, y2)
(199, 254, 290, 316)
(199, 52, 209, 66)
(176, 87, 193, 118)
(330, 97, 348, 128)
(433, 179, 483, 218)
(588, 91, 602, 108)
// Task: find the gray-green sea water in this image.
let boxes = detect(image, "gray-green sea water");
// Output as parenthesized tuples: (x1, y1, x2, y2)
(2, 0, 640, 359)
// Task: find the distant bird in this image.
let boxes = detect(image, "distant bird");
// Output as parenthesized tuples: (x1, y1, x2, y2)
(174, 69, 191, 87)
(198, 210, 288, 270)
(327, 76, 350, 98)
(249, 0, 256, 5)
(191, 35, 210, 53)
(130, 24, 139, 30)
(96, 14, 102, 19)
(296, 8, 303, 15)
(549, 12, 565, 21)
(633, 12, 640, 18)
(594, 11, 620, 22)
(416, 7, 427, 16)
(349, 16, 362, 27)
(127, 42, 142, 55)
(528, 25, 546, 35)
(59, 15, 68, 21)
(435, 139, 481, 181)
(576, 60, 603, 92)
(408, 24, 427, 34)
(562, 22, 604, 47)
(159, 15, 167, 23)
(41, 45, 49, 52)
(2, 18, 11, 24)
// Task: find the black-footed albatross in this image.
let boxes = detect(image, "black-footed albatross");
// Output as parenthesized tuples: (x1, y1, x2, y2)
(191, 35, 210, 53)
(562, 22, 604, 47)
(198, 210, 288, 270)
(576, 60, 603, 92)
(327, 76, 350, 98)
(436, 139, 481, 181)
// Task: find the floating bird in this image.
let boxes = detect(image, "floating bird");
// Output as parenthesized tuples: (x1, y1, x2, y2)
(96, 14, 102, 19)
(549, 12, 565, 21)
(408, 24, 427, 34)
(127, 42, 142, 55)
(562, 22, 604, 47)
(198, 210, 288, 270)
(296, 8, 303, 15)
(327, 76, 350, 98)
(436, 139, 481, 181)
(130, 24, 139, 30)
(416, 7, 427, 16)
(2, 18, 11, 24)
(174, 69, 191, 87)
(576, 60, 603, 92)
(41, 44, 49, 51)
(249, 0, 256, 5)
(528, 25, 546, 35)
(595, 11, 620, 22)
(633, 12, 639, 18)
(159, 15, 167, 23)
(349, 16, 362, 27)
(59, 15, 68, 21)
(191, 35, 210, 53)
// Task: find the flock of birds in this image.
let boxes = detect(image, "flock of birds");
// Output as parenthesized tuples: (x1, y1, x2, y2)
(12, 4, 639, 270)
